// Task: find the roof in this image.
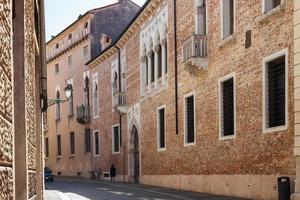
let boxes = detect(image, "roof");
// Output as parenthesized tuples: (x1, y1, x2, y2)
(46, 2, 120, 45)
(86, 0, 152, 65)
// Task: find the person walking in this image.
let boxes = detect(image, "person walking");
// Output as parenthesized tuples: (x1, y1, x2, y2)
(110, 164, 116, 182)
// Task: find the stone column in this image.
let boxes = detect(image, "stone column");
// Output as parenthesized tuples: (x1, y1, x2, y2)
(147, 53, 152, 92)
(161, 39, 167, 85)
(292, 1, 300, 199)
(154, 47, 159, 89)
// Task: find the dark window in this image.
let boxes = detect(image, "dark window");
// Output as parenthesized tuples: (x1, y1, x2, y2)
(55, 63, 59, 73)
(158, 108, 165, 149)
(70, 132, 75, 155)
(185, 95, 195, 144)
(145, 57, 149, 86)
(68, 34, 72, 40)
(267, 56, 286, 128)
(158, 45, 162, 78)
(113, 126, 120, 153)
(151, 51, 155, 82)
(55, 43, 59, 49)
(94, 131, 100, 155)
(56, 91, 60, 120)
(85, 129, 91, 153)
(221, 77, 234, 136)
(57, 135, 61, 156)
(165, 42, 168, 74)
(45, 138, 49, 157)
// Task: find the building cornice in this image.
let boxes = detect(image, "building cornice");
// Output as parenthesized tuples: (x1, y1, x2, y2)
(88, 0, 164, 69)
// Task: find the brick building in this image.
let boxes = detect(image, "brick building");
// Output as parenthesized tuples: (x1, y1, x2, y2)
(86, 0, 295, 199)
(0, 0, 45, 199)
(45, 0, 140, 178)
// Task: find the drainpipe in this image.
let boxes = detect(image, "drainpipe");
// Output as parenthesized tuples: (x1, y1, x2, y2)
(116, 46, 126, 183)
(173, 0, 179, 135)
(39, 0, 47, 196)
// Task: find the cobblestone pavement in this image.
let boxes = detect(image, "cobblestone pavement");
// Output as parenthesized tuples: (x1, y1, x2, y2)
(44, 178, 246, 200)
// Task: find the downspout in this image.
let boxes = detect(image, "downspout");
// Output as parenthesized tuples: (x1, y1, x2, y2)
(173, 0, 179, 135)
(39, 0, 47, 195)
(116, 46, 126, 183)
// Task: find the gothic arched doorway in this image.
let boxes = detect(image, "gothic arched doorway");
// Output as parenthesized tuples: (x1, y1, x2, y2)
(129, 125, 140, 183)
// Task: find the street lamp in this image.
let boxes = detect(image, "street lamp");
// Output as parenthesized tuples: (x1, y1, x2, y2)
(41, 83, 73, 112)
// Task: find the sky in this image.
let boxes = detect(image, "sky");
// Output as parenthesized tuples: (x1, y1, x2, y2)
(45, 0, 146, 41)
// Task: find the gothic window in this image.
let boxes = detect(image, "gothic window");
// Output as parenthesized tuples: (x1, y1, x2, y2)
(55, 90, 60, 120)
(84, 75, 89, 106)
(93, 82, 99, 117)
(151, 51, 155, 83)
(196, 0, 207, 35)
(158, 44, 162, 79)
(113, 71, 118, 95)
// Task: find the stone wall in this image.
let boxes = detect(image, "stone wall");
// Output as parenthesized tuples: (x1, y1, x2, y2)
(0, 0, 14, 199)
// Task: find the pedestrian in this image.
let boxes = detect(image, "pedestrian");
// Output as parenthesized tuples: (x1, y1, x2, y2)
(110, 164, 116, 182)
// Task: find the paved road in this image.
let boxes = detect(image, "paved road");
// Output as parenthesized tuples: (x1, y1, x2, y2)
(45, 178, 244, 200)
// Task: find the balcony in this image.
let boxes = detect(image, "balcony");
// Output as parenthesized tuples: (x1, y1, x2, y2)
(182, 34, 208, 75)
(112, 92, 127, 114)
(76, 105, 91, 124)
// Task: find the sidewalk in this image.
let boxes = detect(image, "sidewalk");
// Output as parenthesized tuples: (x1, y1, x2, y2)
(56, 177, 246, 200)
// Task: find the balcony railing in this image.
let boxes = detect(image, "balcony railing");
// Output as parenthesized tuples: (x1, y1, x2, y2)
(112, 92, 127, 113)
(76, 105, 91, 124)
(182, 34, 208, 75)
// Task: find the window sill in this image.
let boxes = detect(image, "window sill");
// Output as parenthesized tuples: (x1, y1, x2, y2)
(56, 156, 62, 159)
(112, 151, 120, 155)
(69, 154, 75, 158)
(219, 35, 236, 48)
(157, 148, 166, 152)
(93, 115, 99, 119)
(184, 142, 195, 147)
(142, 81, 168, 100)
(219, 135, 236, 141)
(256, 5, 285, 23)
(263, 125, 287, 134)
(55, 117, 61, 121)
(68, 114, 74, 118)
(94, 154, 100, 157)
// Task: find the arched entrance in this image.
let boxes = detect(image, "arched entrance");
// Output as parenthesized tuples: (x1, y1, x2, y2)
(129, 125, 140, 183)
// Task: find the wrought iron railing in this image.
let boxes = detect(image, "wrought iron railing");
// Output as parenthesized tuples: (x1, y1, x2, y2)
(76, 105, 91, 124)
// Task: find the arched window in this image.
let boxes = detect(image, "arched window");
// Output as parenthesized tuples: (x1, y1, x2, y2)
(68, 84, 73, 116)
(145, 55, 148, 86)
(84, 76, 89, 106)
(93, 82, 99, 117)
(113, 71, 118, 95)
(165, 40, 168, 74)
(55, 90, 60, 119)
(158, 43, 162, 78)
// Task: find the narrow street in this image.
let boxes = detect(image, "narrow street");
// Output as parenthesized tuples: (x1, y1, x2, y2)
(44, 178, 243, 200)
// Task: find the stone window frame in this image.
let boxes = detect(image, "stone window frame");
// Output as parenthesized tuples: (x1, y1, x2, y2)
(183, 91, 196, 147)
(220, 0, 236, 40)
(112, 124, 121, 154)
(218, 72, 236, 140)
(92, 72, 99, 119)
(83, 44, 89, 59)
(67, 54, 73, 67)
(93, 130, 100, 157)
(262, 49, 289, 134)
(157, 105, 167, 152)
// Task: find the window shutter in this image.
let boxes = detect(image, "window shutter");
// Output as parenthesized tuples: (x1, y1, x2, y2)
(95, 132, 99, 155)
(114, 127, 120, 152)
(267, 56, 285, 128)
(222, 78, 234, 136)
(186, 96, 195, 143)
(159, 108, 165, 148)
(85, 129, 91, 153)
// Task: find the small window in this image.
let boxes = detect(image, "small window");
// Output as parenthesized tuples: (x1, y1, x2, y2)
(221, 0, 234, 39)
(70, 132, 75, 155)
(83, 45, 89, 58)
(84, 22, 89, 29)
(57, 135, 61, 156)
(85, 129, 91, 153)
(45, 138, 49, 157)
(68, 55, 72, 66)
(112, 125, 120, 153)
(157, 106, 166, 150)
(263, 51, 287, 131)
(158, 44, 162, 79)
(55, 63, 59, 73)
(55, 43, 59, 49)
(184, 93, 195, 145)
(68, 34, 72, 40)
(263, 0, 281, 13)
(219, 74, 235, 138)
(94, 131, 100, 155)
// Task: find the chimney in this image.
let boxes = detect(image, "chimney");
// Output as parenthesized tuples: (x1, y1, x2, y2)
(100, 34, 112, 50)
